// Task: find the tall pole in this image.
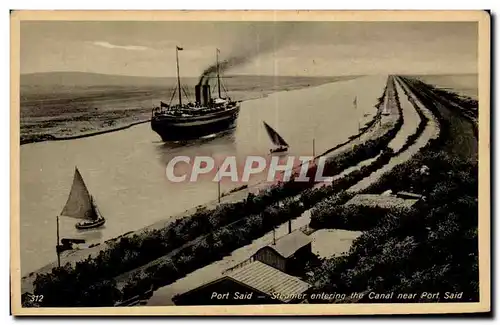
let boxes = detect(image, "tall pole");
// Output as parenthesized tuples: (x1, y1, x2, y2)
(312, 138, 315, 157)
(56, 215, 61, 268)
(176, 47, 182, 107)
(358, 121, 361, 144)
(216, 48, 221, 98)
(217, 166, 221, 203)
(355, 96, 360, 144)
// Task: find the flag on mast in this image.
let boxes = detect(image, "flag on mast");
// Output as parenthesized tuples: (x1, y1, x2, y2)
(177, 46, 183, 51)
(353, 96, 357, 109)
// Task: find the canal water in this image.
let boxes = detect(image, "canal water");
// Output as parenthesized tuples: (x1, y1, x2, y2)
(20, 75, 387, 274)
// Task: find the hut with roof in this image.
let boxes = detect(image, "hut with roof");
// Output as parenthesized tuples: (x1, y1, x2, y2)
(172, 260, 311, 305)
(251, 229, 312, 275)
(172, 229, 314, 306)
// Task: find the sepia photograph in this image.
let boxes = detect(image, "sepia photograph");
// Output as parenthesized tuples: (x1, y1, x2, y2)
(10, 10, 490, 315)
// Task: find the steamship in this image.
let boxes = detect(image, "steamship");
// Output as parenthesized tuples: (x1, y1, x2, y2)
(151, 47, 241, 141)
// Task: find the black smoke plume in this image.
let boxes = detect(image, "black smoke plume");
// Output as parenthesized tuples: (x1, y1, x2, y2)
(197, 22, 300, 87)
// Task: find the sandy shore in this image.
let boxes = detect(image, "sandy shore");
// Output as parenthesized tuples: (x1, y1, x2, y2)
(21, 119, 152, 145)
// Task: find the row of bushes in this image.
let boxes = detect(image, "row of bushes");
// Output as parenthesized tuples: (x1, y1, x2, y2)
(360, 77, 449, 195)
(432, 87, 478, 116)
(393, 78, 430, 155)
(321, 76, 403, 178)
(406, 77, 478, 139)
(399, 76, 453, 145)
(307, 77, 479, 303)
(309, 148, 395, 229)
(309, 77, 434, 230)
(122, 197, 303, 302)
(307, 149, 479, 303)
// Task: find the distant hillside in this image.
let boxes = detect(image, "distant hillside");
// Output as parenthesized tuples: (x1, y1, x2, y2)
(21, 72, 180, 88)
(20, 71, 357, 89)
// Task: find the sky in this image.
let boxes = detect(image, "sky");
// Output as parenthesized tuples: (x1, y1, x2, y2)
(20, 21, 478, 77)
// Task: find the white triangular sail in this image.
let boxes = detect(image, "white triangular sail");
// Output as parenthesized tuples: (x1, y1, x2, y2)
(263, 121, 289, 147)
(60, 167, 97, 220)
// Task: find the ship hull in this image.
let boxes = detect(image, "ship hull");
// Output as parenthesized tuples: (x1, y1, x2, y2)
(151, 105, 240, 141)
(75, 217, 105, 230)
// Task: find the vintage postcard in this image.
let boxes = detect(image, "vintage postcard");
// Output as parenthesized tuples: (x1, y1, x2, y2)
(10, 10, 490, 316)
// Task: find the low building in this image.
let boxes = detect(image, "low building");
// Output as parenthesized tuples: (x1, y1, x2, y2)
(344, 193, 419, 210)
(252, 230, 312, 274)
(396, 191, 424, 200)
(172, 261, 311, 305)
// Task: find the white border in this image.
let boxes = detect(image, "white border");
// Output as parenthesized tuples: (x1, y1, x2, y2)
(3, 1, 497, 323)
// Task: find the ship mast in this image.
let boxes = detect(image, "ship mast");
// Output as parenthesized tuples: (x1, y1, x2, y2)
(56, 215, 60, 267)
(176, 46, 182, 106)
(216, 48, 221, 98)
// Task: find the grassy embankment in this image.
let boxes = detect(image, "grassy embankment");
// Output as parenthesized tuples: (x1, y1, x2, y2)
(305, 76, 479, 303)
(24, 76, 399, 307)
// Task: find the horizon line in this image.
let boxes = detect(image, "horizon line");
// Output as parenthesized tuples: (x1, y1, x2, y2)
(20, 71, 478, 78)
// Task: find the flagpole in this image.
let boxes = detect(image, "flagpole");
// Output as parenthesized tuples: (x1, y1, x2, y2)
(312, 138, 315, 157)
(358, 120, 361, 144)
(56, 215, 61, 268)
(216, 48, 221, 98)
(176, 47, 182, 107)
(217, 166, 221, 203)
(354, 96, 361, 144)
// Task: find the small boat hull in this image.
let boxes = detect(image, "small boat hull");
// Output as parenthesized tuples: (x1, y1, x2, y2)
(75, 218, 105, 230)
(270, 146, 288, 154)
(57, 238, 87, 253)
(61, 238, 86, 245)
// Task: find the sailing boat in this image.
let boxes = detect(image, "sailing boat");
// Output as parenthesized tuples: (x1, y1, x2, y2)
(263, 121, 289, 154)
(60, 167, 106, 230)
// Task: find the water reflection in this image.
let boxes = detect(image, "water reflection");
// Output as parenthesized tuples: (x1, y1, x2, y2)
(155, 129, 237, 167)
(65, 227, 104, 242)
(159, 129, 237, 150)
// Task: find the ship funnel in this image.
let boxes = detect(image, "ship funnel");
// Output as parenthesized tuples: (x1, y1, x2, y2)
(202, 84, 211, 107)
(195, 85, 202, 104)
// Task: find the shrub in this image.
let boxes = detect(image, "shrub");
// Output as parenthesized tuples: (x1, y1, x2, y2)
(307, 124, 479, 303)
